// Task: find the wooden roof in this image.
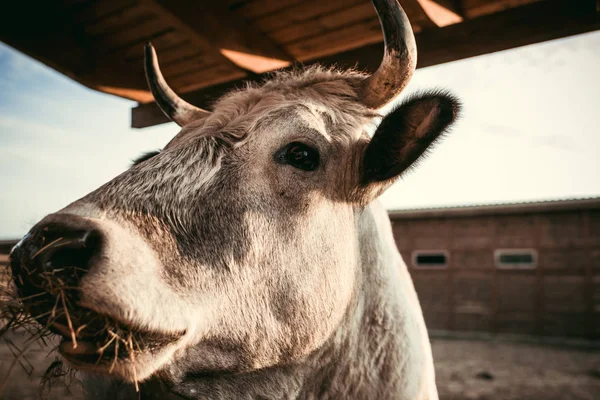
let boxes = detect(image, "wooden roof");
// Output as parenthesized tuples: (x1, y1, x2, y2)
(1, 0, 598, 128)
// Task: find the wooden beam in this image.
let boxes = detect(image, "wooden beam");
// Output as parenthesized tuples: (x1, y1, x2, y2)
(401, 0, 438, 29)
(435, 0, 463, 16)
(0, 0, 154, 102)
(153, 0, 294, 73)
(132, 0, 600, 128)
(415, 0, 463, 27)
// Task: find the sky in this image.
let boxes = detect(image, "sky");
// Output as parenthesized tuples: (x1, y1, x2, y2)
(0, 31, 599, 239)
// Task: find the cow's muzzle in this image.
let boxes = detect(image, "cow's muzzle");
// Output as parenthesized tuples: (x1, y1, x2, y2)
(11, 214, 100, 296)
(8, 213, 185, 371)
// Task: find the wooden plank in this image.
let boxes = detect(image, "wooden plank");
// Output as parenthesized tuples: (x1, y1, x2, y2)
(132, 0, 600, 127)
(235, 0, 305, 20)
(408, 0, 599, 66)
(0, 0, 151, 101)
(270, 1, 434, 50)
(271, 2, 378, 44)
(94, 18, 173, 54)
(286, 17, 383, 61)
(131, 0, 249, 85)
(461, 0, 542, 19)
(148, 47, 204, 67)
(415, 0, 464, 26)
(154, 0, 294, 72)
(430, 0, 464, 16)
(120, 31, 189, 62)
(72, 1, 140, 25)
(162, 58, 224, 79)
(253, 0, 366, 33)
(401, 0, 439, 29)
(85, 5, 155, 36)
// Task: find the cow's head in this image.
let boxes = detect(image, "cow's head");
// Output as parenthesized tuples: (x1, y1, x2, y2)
(7, 0, 458, 384)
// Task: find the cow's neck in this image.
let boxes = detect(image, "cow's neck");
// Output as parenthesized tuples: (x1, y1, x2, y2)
(294, 203, 431, 399)
(164, 203, 432, 399)
(83, 203, 434, 399)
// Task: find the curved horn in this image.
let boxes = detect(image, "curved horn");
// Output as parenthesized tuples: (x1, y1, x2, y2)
(144, 43, 210, 126)
(360, 0, 417, 109)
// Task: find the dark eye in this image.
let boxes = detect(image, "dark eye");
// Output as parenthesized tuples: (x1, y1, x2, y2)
(275, 142, 320, 171)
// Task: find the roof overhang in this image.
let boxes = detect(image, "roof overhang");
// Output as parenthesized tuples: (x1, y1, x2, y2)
(1, 0, 598, 129)
(132, 0, 600, 128)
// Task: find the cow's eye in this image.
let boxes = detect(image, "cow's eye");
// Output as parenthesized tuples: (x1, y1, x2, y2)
(275, 142, 320, 171)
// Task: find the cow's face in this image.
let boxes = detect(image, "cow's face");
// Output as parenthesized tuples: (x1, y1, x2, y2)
(7, 0, 459, 385)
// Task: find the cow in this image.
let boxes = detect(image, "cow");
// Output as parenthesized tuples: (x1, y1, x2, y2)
(6, 0, 459, 398)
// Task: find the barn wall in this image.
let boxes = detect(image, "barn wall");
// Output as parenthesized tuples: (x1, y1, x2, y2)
(392, 204, 600, 339)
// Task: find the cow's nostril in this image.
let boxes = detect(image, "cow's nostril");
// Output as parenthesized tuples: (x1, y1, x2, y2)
(11, 219, 103, 288)
(9, 216, 104, 330)
(39, 230, 99, 275)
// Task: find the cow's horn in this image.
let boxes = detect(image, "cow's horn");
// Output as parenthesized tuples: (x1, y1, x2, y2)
(144, 43, 210, 126)
(359, 0, 417, 109)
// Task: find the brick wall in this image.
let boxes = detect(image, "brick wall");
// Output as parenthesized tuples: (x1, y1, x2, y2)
(391, 201, 600, 339)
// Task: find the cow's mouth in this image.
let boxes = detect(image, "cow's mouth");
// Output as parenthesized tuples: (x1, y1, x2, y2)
(11, 287, 186, 370)
(46, 307, 186, 369)
(7, 245, 185, 373)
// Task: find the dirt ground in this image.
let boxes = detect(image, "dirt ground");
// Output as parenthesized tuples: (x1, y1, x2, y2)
(0, 334, 598, 399)
(431, 337, 600, 400)
(0, 333, 81, 400)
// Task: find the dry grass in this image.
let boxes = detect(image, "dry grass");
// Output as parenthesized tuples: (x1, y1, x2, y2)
(0, 239, 142, 398)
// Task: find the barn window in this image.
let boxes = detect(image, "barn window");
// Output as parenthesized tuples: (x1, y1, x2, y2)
(412, 250, 448, 268)
(494, 249, 537, 269)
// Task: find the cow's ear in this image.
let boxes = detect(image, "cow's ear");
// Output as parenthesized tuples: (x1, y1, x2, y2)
(354, 92, 460, 203)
